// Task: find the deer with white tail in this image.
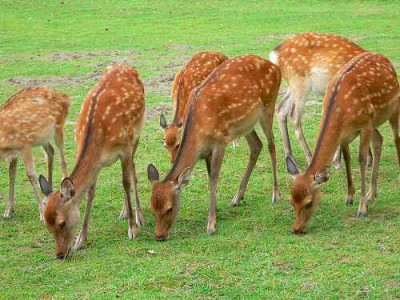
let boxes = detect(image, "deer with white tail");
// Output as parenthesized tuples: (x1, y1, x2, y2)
(148, 54, 281, 241)
(160, 51, 229, 162)
(287, 52, 400, 234)
(270, 32, 368, 168)
(39, 64, 145, 259)
(0, 87, 70, 220)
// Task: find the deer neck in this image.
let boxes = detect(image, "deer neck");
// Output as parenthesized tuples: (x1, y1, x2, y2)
(307, 108, 341, 176)
(69, 135, 102, 202)
(164, 114, 203, 182)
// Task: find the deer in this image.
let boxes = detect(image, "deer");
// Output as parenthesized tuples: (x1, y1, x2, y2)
(0, 87, 70, 221)
(38, 64, 145, 259)
(286, 52, 400, 234)
(147, 54, 281, 241)
(160, 51, 229, 162)
(269, 32, 369, 169)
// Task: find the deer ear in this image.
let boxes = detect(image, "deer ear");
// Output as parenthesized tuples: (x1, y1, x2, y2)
(175, 168, 191, 192)
(147, 164, 160, 182)
(314, 167, 330, 184)
(60, 178, 75, 202)
(286, 156, 300, 178)
(160, 114, 167, 129)
(39, 175, 53, 196)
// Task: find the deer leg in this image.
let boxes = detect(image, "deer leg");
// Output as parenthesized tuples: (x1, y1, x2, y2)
(389, 112, 400, 168)
(366, 129, 383, 202)
(74, 179, 97, 251)
(55, 128, 68, 178)
(121, 156, 137, 240)
(130, 157, 144, 227)
(22, 149, 44, 221)
(277, 90, 296, 163)
(207, 146, 225, 235)
(4, 159, 17, 218)
(342, 144, 355, 206)
(230, 131, 262, 207)
(357, 128, 372, 218)
(205, 156, 211, 178)
(293, 116, 313, 164)
(42, 143, 55, 187)
(333, 147, 342, 170)
(260, 114, 281, 203)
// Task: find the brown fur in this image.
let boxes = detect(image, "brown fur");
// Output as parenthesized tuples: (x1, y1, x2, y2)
(288, 52, 400, 233)
(162, 51, 228, 162)
(270, 32, 366, 165)
(149, 55, 281, 240)
(0, 86, 70, 220)
(40, 64, 145, 259)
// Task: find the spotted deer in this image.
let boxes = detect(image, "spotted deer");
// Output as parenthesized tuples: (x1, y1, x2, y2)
(160, 51, 228, 162)
(39, 64, 145, 259)
(0, 87, 70, 220)
(270, 32, 367, 168)
(148, 55, 281, 240)
(286, 52, 400, 234)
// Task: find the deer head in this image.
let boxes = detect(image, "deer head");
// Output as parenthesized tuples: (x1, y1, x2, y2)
(147, 164, 190, 240)
(160, 114, 183, 163)
(286, 157, 329, 234)
(39, 175, 80, 259)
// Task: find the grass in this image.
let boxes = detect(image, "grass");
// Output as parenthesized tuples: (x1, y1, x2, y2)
(0, 0, 399, 298)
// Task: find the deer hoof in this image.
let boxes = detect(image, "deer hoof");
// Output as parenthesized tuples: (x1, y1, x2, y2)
(230, 194, 244, 207)
(346, 199, 354, 206)
(356, 210, 367, 218)
(128, 226, 137, 240)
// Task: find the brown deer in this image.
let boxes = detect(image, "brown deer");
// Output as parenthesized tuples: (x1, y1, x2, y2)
(270, 32, 367, 168)
(148, 55, 281, 240)
(160, 51, 228, 162)
(286, 52, 400, 234)
(39, 64, 145, 259)
(0, 87, 70, 220)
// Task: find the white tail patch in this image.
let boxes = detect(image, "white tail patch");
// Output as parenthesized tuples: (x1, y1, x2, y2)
(269, 51, 279, 65)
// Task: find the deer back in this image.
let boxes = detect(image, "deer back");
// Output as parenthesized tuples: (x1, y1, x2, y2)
(0, 87, 70, 152)
(183, 54, 281, 145)
(75, 64, 145, 159)
(171, 51, 228, 123)
(270, 33, 365, 93)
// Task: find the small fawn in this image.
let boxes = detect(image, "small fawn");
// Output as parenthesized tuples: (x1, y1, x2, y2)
(0, 87, 70, 220)
(287, 52, 400, 234)
(148, 55, 281, 240)
(270, 32, 366, 167)
(160, 51, 228, 162)
(39, 64, 145, 259)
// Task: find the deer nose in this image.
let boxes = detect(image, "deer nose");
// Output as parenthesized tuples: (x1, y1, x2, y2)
(56, 252, 65, 260)
(155, 236, 166, 242)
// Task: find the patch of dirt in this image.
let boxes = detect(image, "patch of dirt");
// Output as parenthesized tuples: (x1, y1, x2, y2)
(163, 44, 194, 51)
(145, 103, 172, 120)
(143, 54, 191, 95)
(41, 50, 139, 62)
(2, 70, 103, 88)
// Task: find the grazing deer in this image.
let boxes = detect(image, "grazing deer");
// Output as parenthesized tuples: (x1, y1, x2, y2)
(160, 51, 228, 162)
(286, 52, 400, 234)
(39, 64, 145, 259)
(0, 87, 70, 220)
(269, 32, 366, 168)
(148, 55, 281, 240)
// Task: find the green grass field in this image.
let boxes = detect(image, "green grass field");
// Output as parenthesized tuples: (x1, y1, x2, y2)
(0, 1, 399, 298)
